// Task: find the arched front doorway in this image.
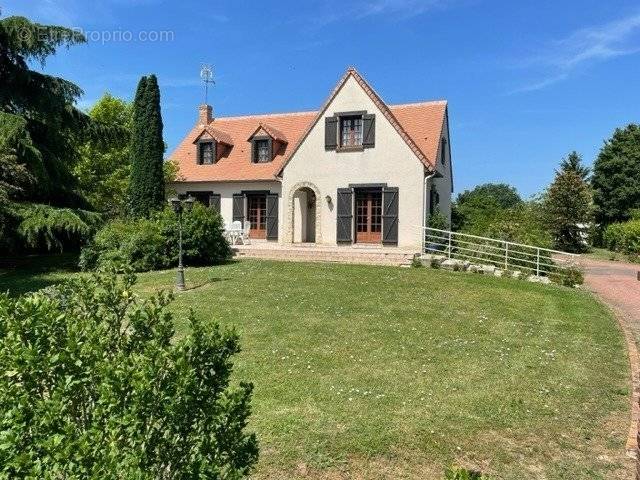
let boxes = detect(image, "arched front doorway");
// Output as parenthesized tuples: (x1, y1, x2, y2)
(292, 187, 317, 243)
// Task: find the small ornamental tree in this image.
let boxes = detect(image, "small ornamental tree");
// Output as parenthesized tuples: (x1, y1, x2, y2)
(0, 273, 258, 478)
(544, 160, 591, 252)
(128, 75, 165, 218)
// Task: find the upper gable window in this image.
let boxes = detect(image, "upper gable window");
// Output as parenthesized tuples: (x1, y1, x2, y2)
(440, 138, 447, 166)
(340, 115, 363, 148)
(325, 112, 375, 151)
(198, 141, 216, 165)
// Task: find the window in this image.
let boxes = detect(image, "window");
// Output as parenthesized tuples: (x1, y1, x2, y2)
(340, 115, 363, 148)
(440, 138, 447, 165)
(254, 139, 271, 163)
(198, 141, 216, 165)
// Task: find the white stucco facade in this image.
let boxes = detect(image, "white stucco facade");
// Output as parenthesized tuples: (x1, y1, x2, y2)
(173, 181, 281, 225)
(281, 76, 430, 249)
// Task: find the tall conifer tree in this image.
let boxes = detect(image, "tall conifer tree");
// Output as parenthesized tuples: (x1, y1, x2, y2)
(128, 75, 165, 217)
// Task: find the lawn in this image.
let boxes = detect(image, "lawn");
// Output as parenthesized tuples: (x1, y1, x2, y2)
(0, 258, 633, 479)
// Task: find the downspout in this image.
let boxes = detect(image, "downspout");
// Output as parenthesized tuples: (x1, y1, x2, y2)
(422, 171, 437, 254)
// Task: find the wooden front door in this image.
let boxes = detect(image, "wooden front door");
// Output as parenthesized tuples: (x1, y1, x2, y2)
(247, 195, 267, 239)
(355, 190, 382, 243)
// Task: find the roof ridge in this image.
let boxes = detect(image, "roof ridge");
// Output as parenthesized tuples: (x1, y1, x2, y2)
(389, 100, 448, 108)
(212, 109, 317, 121)
(211, 101, 446, 122)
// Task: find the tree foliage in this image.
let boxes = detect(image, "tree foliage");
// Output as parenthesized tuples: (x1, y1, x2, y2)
(74, 94, 132, 217)
(452, 183, 522, 233)
(128, 75, 165, 217)
(0, 272, 258, 478)
(544, 157, 591, 252)
(17, 203, 102, 252)
(559, 151, 590, 181)
(0, 15, 95, 203)
(592, 124, 640, 225)
(0, 15, 126, 253)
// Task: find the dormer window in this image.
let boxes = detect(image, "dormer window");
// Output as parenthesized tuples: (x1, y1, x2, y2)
(340, 115, 363, 147)
(198, 141, 216, 165)
(256, 139, 270, 162)
(251, 137, 273, 163)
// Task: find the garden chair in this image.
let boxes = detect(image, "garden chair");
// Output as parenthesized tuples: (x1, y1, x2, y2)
(227, 221, 242, 245)
(238, 221, 251, 245)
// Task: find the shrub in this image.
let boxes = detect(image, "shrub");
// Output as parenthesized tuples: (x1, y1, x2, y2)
(79, 217, 166, 272)
(411, 255, 423, 268)
(156, 202, 232, 267)
(0, 272, 258, 478)
(444, 466, 492, 479)
(80, 203, 231, 272)
(550, 264, 584, 287)
(603, 220, 640, 256)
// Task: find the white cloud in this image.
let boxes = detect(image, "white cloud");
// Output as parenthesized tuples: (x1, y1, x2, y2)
(513, 11, 640, 93)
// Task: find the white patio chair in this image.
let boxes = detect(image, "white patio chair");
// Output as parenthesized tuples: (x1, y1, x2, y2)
(228, 221, 242, 245)
(238, 221, 251, 245)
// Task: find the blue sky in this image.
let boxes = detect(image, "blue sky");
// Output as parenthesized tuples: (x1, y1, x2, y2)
(4, 0, 640, 197)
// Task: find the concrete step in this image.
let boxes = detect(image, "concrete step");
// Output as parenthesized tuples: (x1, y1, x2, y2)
(233, 247, 415, 266)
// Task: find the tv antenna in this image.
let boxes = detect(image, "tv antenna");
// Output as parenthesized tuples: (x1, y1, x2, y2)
(200, 64, 215, 104)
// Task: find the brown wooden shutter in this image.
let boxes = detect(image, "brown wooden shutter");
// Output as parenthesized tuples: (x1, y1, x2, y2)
(210, 193, 221, 213)
(336, 188, 353, 243)
(382, 187, 399, 245)
(363, 114, 375, 148)
(266, 194, 278, 240)
(232, 194, 245, 224)
(325, 117, 338, 150)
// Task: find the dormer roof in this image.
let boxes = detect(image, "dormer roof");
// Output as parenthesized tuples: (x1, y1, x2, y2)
(192, 126, 234, 146)
(247, 122, 288, 144)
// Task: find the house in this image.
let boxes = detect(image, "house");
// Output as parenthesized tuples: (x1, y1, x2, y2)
(169, 67, 453, 250)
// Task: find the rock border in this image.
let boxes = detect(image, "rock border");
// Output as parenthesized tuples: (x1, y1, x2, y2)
(418, 254, 556, 285)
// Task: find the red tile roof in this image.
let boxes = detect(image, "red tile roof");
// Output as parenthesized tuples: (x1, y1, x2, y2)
(169, 69, 447, 183)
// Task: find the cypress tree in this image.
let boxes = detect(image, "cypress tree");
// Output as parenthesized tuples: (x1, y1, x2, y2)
(128, 75, 165, 217)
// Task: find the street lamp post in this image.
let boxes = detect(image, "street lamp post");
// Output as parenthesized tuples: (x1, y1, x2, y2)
(168, 196, 195, 291)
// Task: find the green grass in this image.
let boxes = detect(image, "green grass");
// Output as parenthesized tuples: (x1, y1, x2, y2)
(582, 248, 640, 264)
(0, 258, 633, 479)
(582, 248, 622, 262)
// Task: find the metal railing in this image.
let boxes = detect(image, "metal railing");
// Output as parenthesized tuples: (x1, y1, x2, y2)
(422, 227, 580, 278)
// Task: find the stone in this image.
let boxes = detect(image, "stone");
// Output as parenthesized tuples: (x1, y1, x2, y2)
(512, 271, 522, 279)
(494, 269, 503, 277)
(440, 259, 465, 271)
(468, 264, 481, 273)
(421, 254, 445, 267)
(527, 275, 551, 284)
(481, 264, 496, 274)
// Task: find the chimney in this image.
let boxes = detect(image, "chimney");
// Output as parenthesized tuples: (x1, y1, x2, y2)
(198, 104, 213, 125)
